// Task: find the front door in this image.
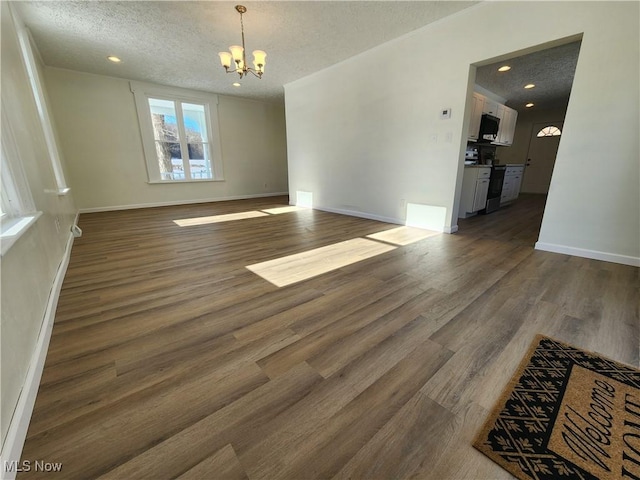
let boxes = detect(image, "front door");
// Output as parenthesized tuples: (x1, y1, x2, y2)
(521, 122, 563, 194)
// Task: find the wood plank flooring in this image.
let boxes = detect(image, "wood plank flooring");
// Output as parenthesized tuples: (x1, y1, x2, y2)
(19, 194, 639, 479)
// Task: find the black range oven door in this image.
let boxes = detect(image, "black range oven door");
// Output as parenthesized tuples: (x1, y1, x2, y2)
(481, 166, 506, 214)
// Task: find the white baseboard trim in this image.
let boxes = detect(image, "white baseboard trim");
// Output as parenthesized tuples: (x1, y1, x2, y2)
(78, 192, 290, 213)
(311, 205, 404, 226)
(310, 205, 457, 234)
(0, 229, 75, 480)
(535, 241, 640, 267)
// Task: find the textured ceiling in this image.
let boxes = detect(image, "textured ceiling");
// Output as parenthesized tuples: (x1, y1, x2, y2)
(475, 41, 582, 113)
(14, 1, 478, 104)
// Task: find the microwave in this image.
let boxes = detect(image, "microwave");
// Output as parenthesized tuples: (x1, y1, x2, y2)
(478, 114, 500, 142)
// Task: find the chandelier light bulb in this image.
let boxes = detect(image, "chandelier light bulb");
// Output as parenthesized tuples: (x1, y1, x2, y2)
(229, 45, 244, 63)
(218, 52, 232, 69)
(253, 50, 266, 72)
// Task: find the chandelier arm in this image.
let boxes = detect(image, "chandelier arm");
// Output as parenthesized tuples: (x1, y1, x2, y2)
(222, 67, 246, 79)
(245, 68, 263, 79)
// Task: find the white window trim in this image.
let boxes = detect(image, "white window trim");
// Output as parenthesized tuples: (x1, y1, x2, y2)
(130, 81, 224, 184)
(1, 212, 43, 256)
(11, 4, 69, 195)
(1, 106, 42, 256)
(536, 125, 562, 137)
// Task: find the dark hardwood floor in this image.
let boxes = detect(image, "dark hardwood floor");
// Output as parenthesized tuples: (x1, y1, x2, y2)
(19, 194, 639, 479)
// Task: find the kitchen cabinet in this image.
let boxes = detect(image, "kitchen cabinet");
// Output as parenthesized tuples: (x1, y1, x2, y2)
(459, 166, 491, 218)
(494, 106, 518, 146)
(500, 165, 524, 204)
(482, 98, 499, 116)
(468, 93, 484, 141)
(468, 91, 518, 145)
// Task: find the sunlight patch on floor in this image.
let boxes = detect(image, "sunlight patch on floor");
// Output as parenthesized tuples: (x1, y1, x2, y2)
(173, 205, 308, 227)
(246, 238, 396, 287)
(173, 211, 269, 226)
(366, 226, 440, 246)
(261, 206, 307, 215)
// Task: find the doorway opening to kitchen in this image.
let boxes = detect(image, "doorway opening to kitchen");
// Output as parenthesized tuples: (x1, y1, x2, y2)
(456, 35, 582, 246)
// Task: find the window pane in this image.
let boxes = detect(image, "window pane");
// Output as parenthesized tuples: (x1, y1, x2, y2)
(155, 141, 184, 180)
(149, 98, 179, 142)
(536, 126, 562, 137)
(182, 103, 209, 143)
(189, 143, 212, 179)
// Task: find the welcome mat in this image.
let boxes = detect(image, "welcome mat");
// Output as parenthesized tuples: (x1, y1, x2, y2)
(474, 335, 640, 480)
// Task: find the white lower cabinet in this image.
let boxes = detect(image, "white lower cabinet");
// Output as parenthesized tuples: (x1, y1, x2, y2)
(459, 166, 491, 218)
(500, 165, 524, 204)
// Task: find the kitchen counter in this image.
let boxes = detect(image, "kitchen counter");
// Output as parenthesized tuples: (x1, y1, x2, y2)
(465, 164, 525, 168)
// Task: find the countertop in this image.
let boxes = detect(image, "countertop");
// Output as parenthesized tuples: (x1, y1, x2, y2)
(464, 163, 525, 168)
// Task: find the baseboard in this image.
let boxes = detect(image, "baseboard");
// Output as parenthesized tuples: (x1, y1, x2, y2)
(535, 241, 640, 267)
(78, 192, 290, 213)
(0, 230, 75, 480)
(311, 205, 404, 226)
(310, 205, 457, 234)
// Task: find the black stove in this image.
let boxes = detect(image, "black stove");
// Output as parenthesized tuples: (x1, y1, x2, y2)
(480, 165, 506, 214)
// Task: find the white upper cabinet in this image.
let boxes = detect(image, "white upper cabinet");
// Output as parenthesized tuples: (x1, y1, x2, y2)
(468, 93, 484, 141)
(482, 98, 499, 116)
(495, 106, 518, 146)
(468, 91, 518, 146)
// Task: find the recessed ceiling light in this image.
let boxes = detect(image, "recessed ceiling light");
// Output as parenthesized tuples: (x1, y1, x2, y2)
(232, 82, 241, 87)
(107, 56, 121, 63)
(524, 84, 535, 89)
(498, 65, 511, 72)
(525, 103, 534, 108)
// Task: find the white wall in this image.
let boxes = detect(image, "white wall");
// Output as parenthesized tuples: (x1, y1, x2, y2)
(44, 68, 289, 211)
(1, 3, 77, 448)
(284, 1, 639, 265)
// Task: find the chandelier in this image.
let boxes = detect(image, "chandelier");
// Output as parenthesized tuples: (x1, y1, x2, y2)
(218, 5, 266, 79)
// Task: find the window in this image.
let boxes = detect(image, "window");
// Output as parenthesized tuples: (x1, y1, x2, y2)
(131, 82, 223, 183)
(536, 125, 562, 137)
(1, 106, 41, 255)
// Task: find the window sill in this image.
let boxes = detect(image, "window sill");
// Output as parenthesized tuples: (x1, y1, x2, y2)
(1, 212, 43, 256)
(44, 187, 71, 196)
(147, 179, 225, 185)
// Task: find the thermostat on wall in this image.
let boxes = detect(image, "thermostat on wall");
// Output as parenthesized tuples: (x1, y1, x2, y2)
(440, 108, 451, 119)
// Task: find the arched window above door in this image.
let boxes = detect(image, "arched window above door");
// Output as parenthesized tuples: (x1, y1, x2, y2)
(536, 126, 562, 137)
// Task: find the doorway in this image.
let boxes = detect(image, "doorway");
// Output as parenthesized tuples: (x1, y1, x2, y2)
(457, 37, 581, 245)
(521, 121, 564, 193)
